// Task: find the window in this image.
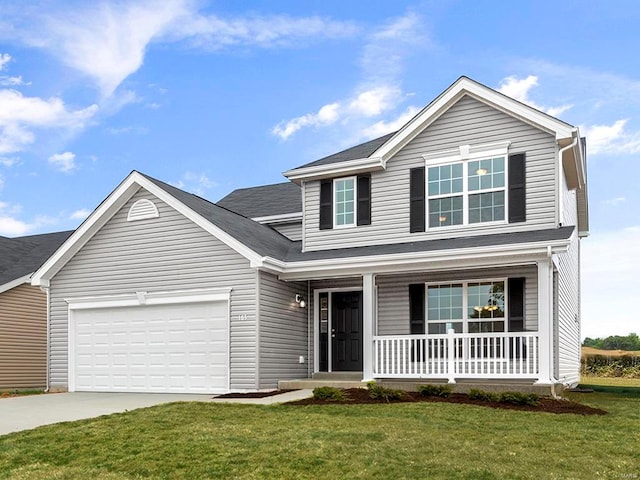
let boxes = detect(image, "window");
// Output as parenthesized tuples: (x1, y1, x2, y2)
(427, 156, 506, 228)
(319, 175, 371, 230)
(426, 280, 506, 334)
(334, 177, 355, 227)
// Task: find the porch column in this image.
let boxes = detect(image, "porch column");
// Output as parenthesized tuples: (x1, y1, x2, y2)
(362, 273, 375, 382)
(536, 257, 554, 384)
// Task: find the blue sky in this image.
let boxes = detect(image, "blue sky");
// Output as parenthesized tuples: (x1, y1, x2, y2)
(0, 0, 638, 339)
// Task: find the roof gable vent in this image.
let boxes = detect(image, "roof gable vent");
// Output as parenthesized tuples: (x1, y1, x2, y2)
(127, 199, 159, 222)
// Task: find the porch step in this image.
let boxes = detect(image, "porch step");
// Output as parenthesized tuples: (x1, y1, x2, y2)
(312, 372, 363, 381)
(278, 379, 366, 390)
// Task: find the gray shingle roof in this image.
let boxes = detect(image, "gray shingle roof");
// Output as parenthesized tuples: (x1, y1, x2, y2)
(292, 131, 396, 170)
(140, 173, 294, 260)
(282, 226, 575, 262)
(142, 173, 574, 267)
(0, 230, 73, 286)
(217, 182, 301, 218)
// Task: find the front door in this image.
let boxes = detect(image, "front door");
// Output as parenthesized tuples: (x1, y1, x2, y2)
(331, 292, 363, 371)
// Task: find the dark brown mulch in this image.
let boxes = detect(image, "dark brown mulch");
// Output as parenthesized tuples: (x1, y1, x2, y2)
(213, 389, 294, 399)
(285, 388, 607, 415)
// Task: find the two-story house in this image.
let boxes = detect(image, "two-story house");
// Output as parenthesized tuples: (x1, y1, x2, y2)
(32, 76, 588, 395)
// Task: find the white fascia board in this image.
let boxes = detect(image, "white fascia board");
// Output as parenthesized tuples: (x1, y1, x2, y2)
(283, 157, 384, 183)
(372, 77, 575, 163)
(31, 175, 143, 287)
(270, 239, 570, 281)
(252, 212, 303, 224)
(66, 287, 232, 310)
(0, 274, 32, 294)
(31, 171, 265, 286)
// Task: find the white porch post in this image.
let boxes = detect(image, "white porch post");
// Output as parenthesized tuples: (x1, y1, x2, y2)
(362, 273, 375, 382)
(536, 257, 554, 384)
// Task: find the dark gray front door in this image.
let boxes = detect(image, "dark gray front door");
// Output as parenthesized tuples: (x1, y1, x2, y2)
(331, 292, 363, 371)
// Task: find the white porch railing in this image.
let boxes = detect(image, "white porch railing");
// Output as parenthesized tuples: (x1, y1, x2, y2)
(373, 331, 539, 382)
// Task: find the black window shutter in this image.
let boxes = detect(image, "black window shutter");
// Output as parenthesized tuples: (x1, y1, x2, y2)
(409, 284, 425, 334)
(410, 167, 426, 233)
(319, 180, 333, 230)
(508, 153, 526, 223)
(357, 174, 371, 226)
(508, 277, 525, 332)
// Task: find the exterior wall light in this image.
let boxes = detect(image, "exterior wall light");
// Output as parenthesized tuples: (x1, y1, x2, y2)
(295, 294, 306, 308)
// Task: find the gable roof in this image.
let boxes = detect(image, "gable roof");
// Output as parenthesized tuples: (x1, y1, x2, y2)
(0, 230, 73, 292)
(31, 171, 294, 286)
(217, 182, 301, 219)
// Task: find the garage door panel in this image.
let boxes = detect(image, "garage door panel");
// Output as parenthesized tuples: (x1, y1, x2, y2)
(71, 300, 229, 394)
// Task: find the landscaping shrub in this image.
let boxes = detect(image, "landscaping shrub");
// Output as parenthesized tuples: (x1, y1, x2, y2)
(581, 352, 640, 378)
(312, 386, 345, 401)
(417, 384, 453, 398)
(468, 389, 500, 402)
(366, 381, 404, 402)
(499, 391, 539, 406)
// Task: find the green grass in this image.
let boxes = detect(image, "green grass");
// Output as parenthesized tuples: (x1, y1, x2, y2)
(1, 392, 639, 480)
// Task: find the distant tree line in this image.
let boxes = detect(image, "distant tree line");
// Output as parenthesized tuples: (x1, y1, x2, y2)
(582, 333, 640, 351)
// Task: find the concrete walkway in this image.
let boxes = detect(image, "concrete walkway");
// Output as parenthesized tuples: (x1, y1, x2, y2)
(0, 390, 313, 436)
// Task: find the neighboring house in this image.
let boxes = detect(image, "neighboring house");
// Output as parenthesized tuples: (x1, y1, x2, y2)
(31, 76, 588, 394)
(0, 231, 73, 389)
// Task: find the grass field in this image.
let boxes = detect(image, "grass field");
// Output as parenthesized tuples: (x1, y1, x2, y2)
(1, 387, 639, 480)
(582, 346, 640, 357)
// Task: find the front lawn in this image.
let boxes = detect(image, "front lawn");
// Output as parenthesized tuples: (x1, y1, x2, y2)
(0, 390, 638, 479)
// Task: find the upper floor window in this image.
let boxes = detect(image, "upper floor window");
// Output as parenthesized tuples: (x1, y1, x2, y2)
(427, 156, 506, 228)
(319, 175, 371, 230)
(410, 141, 525, 233)
(334, 177, 355, 227)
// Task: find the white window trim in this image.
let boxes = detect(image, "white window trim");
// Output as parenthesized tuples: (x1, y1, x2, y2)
(333, 176, 357, 229)
(424, 142, 510, 230)
(425, 277, 509, 334)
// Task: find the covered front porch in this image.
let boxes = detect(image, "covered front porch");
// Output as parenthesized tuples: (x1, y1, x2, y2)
(278, 243, 560, 387)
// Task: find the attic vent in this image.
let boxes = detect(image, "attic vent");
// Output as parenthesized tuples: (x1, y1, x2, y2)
(127, 199, 159, 222)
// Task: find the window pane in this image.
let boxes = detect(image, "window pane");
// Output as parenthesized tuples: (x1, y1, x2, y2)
(334, 178, 355, 226)
(468, 282, 504, 319)
(468, 156, 506, 191)
(427, 284, 463, 321)
(429, 196, 463, 227)
(469, 191, 505, 223)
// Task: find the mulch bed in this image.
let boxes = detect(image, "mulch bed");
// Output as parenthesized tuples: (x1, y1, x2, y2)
(285, 388, 607, 415)
(213, 389, 295, 399)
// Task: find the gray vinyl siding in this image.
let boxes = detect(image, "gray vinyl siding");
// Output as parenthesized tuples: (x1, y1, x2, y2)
(49, 188, 258, 391)
(0, 284, 46, 389)
(257, 271, 308, 388)
(555, 231, 581, 384)
(271, 221, 302, 241)
(376, 266, 539, 335)
(303, 95, 558, 251)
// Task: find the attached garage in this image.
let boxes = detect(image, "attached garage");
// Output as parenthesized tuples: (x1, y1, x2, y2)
(68, 289, 230, 394)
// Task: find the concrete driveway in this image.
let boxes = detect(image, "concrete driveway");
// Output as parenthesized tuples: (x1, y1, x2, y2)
(0, 392, 212, 436)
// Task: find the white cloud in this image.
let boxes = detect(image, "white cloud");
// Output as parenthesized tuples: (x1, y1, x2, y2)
(0, 53, 10, 71)
(271, 12, 426, 141)
(5, 2, 358, 98)
(360, 106, 420, 140)
(0, 89, 98, 155)
(70, 208, 91, 220)
(0, 75, 28, 86)
(348, 86, 402, 117)
(603, 196, 626, 207)
(272, 102, 340, 140)
(48, 151, 76, 173)
(0, 156, 18, 167)
(0, 200, 30, 236)
(172, 11, 358, 50)
(580, 119, 640, 155)
(498, 75, 572, 117)
(582, 227, 640, 338)
(172, 171, 217, 196)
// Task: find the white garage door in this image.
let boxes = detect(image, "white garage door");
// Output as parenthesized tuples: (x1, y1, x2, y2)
(71, 301, 228, 394)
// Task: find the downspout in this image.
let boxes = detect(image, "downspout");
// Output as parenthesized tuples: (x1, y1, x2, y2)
(41, 285, 51, 393)
(557, 133, 578, 226)
(307, 280, 311, 378)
